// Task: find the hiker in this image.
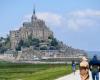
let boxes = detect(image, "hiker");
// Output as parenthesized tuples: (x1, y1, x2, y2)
(72, 60, 76, 74)
(89, 55, 100, 80)
(80, 56, 89, 80)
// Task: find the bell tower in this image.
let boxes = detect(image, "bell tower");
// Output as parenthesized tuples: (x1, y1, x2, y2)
(31, 5, 37, 23)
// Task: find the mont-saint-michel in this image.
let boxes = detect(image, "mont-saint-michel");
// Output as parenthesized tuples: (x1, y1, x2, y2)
(0, 8, 87, 63)
(0, 1, 100, 80)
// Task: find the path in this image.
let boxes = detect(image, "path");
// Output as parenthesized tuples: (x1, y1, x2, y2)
(55, 70, 100, 80)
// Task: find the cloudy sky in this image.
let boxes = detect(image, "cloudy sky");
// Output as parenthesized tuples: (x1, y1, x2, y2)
(0, 0, 100, 51)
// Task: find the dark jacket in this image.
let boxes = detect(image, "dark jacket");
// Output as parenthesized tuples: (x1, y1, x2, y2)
(89, 56, 100, 72)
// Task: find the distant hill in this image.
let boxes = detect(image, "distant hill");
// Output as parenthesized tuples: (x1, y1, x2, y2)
(87, 51, 100, 59)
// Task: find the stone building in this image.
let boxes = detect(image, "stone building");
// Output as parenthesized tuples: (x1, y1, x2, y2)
(10, 8, 53, 50)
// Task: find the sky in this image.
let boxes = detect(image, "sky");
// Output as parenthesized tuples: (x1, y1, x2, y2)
(0, 0, 100, 51)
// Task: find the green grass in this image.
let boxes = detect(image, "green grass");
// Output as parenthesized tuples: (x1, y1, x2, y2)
(0, 61, 72, 80)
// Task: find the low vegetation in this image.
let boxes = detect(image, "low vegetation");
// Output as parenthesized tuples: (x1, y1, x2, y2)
(0, 61, 73, 80)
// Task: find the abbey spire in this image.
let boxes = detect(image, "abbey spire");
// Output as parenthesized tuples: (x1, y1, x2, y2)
(33, 5, 35, 15)
(31, 5, 37, 22)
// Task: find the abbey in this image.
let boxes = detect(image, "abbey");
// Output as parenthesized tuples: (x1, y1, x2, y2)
(10, 8, 53, 50)
(7, 7, 87, 62)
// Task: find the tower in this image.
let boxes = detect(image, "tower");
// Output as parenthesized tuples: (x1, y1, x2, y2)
(31, 5, 37, 23)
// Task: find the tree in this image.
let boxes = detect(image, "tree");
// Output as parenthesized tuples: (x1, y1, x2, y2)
(48, 35, 54, 39)
(0, 37, 4, 42)
(15, 36, 41, 51)
(0, 43, 2, 48)
(50, 38, 58, 47)
(40, 46, 47, 50)
(16, 40, 24, 51)
(4, 35, 11, 49)
(0, 35, 11, 53)
(22, 39, 31, 48)
(0, 47, 6, 53)
(32, 38, 40, 47)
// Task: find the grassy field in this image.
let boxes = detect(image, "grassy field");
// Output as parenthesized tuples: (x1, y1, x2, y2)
(0, 61, 73, 80)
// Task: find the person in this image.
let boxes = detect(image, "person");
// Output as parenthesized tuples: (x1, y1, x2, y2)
(72, 60, 76, 74)
(89, 55, 100, 80)
(80, 56, 89, 80)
